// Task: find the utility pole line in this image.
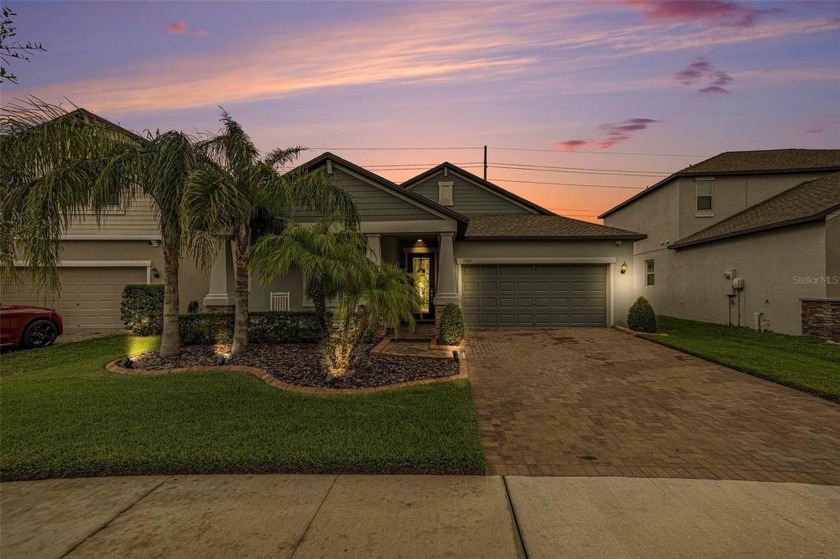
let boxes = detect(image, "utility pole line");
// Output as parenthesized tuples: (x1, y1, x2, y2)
(483, 145, 488, 180)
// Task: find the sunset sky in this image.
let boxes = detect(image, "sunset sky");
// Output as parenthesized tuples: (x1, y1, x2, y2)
(4, 1, 839, 221)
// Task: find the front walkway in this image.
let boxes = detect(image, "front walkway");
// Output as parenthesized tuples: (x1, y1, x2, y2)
(467, 328, 840, 484)
(2, 474, 838, 558)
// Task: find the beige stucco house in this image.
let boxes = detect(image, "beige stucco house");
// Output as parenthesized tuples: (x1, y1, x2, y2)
(4, 144, 645, 332)
(601, 149, 840, 339)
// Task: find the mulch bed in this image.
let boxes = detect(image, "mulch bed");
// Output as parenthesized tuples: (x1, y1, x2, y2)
(132, 343, 459, 389)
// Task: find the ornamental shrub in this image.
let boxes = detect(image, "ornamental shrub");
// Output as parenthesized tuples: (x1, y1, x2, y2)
(627, 296, 657, 333)
(438, 303, 465, 345)
(178, 311, 323, 345)
(120, 284, 164, 335)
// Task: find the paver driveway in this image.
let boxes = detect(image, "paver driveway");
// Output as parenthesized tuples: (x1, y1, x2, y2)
(467, 328, 840, 484)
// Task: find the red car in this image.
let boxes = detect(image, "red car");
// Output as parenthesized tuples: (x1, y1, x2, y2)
(0, 305, 64, 349)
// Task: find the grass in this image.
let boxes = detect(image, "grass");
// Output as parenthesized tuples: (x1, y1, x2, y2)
(640, 316, 840, 403)
(0, 336, 484, 481)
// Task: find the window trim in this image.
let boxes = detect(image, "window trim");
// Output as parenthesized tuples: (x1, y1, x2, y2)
(695, 179, 714, 216)
(645, 259, 655, 286)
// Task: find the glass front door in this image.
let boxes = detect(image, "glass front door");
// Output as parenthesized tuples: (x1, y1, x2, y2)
(407, 253, 435, 320)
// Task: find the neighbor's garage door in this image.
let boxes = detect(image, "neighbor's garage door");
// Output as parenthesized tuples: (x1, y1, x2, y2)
(3, 267, 147, 330)
(462, 264, 607, 327)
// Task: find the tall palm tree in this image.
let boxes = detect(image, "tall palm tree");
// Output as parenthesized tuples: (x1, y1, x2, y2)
(250, 219, 420, 378)
(184, 111, 358, 355)
(1, 100, 204, 357)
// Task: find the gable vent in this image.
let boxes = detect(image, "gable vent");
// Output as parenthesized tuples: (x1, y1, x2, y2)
(438, 181, 454, 206)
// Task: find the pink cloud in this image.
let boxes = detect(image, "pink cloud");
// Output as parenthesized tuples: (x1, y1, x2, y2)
(555, 118, 661, 150)
(167, 22, 188, 35)
(621, 0, 776, 28)
(674, 57, 734, 94)
(804, 128, 825, 134)
(195, 29, 209, 38)
(554, 139, 591, 151)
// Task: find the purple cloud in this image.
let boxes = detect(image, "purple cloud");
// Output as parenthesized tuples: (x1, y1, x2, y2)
(674, 58, 734, 94)
(621, 0, 775, 28)
(555, 118, 661, 150)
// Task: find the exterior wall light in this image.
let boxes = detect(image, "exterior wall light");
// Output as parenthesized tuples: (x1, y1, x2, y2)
(151, 266, 161, 279)
(620, 262, 628, 274)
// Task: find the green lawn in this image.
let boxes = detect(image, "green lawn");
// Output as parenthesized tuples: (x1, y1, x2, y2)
(0, 336, 484, 481)
(640, 316, 840, 402)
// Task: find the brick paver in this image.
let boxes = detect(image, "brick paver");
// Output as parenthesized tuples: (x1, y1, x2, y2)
(467, 328, 840, 484)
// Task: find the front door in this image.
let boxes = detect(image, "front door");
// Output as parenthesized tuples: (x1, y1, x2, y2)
(407, 253, 435, 321)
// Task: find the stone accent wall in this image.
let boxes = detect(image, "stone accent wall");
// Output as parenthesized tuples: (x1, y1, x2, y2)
(801, 298, 840, 342)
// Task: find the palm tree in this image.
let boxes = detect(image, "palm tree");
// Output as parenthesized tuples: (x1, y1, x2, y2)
(183, 111, 358, 355)
(1, 99, 204, 357)
(251, 218, 420, 379)
(249, 218, 371, 334)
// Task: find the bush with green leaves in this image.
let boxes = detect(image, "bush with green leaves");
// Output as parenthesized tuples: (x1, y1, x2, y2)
(178, 311, 323, 345)
(120, 284, 164, 335)
(627, 296, 657, 333)
(438, 303, 465, 345)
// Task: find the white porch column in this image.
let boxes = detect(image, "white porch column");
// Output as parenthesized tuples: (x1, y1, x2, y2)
(365, 234, 382, 263)
(434, 232, 460, 306)
(203, 239, 235, 309)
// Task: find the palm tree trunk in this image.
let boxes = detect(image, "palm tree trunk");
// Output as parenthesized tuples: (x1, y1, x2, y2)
(231, 225, 250, 355)
(159, 241, 181, 357)
(310, 284, 329, 336)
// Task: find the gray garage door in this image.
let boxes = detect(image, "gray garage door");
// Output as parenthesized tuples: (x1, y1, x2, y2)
(462, 264, 607, 327)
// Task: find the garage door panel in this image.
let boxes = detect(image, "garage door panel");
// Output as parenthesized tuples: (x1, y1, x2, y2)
(462, 264, 606, 328)
(5, 266, 147, 330)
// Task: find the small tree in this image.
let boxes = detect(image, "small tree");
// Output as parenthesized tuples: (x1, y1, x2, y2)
(627, 296, 657, 333)
(251, 219, 420, 380)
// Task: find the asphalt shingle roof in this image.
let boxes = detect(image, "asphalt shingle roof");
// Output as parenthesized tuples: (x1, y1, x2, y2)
(670, 172, 840, 249)
(677, 149, 840, 175)
(464, 214, 645, 240)
(600, 149, 840, 218)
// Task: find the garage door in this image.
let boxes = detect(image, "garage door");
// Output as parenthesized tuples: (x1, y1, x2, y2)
(2, 267, 148, 330)
(462, 264, 607, 327)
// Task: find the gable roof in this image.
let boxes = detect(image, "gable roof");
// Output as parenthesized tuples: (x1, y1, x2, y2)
(599, 149, 840, 218)
(401, 162, 555, 215)
(292, 152, 469, 224)
(670, 172, 840, 249)
(464, 214, 645, 241)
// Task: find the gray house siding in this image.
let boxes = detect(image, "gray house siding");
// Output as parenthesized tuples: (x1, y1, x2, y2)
(410, 172, 535, 215)
(332, 168, 447, 221)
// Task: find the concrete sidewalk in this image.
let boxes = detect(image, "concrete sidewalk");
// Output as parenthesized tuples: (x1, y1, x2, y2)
(1, 475, 838, 558)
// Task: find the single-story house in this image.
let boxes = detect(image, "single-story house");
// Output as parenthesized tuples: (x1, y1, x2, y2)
(600, 149, 840, 339)
(4, 132, 645, 331)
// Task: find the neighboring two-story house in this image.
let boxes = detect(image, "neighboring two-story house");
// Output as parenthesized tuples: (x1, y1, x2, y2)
(601, 149, 840, 339)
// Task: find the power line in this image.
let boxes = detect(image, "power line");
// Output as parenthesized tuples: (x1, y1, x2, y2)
(490, 146, 709, 157)
(491, 165, 664, 178)
(312, 146, 709, 158)
(492, 162, 668, 174)
(495, 178, 645, 190)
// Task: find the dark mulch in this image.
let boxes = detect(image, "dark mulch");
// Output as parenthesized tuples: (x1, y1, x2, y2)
(132, 343, 459, 389)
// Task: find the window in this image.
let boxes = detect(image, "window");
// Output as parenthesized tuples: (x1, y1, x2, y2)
(438, 181, 454, 206)
(645, 260, 655, 286)
(696, 180, 713, 213)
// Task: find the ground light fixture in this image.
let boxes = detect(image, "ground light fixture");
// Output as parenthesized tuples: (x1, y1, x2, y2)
(620, 261, 628, 274)
(119, 357, 134, 368)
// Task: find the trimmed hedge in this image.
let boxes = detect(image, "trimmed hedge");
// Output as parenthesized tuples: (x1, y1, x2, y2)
(438, 303, 465, 345)
(627, 296, 657, 333)
(179, 311, 323, 345)
(120, 284, 164, 336)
